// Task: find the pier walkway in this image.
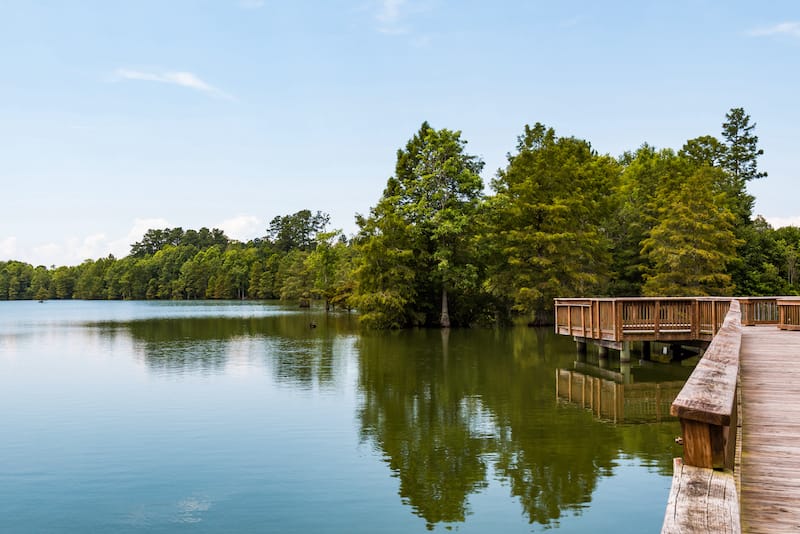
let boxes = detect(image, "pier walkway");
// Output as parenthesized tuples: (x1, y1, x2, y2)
(554, 296, 800, 532)
(739, 326, 800, 533)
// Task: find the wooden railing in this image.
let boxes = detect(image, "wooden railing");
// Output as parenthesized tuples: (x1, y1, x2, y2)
(778, 298, 800, 330)
(555, 296, 785, 345)
(671, 299, 741, 469)
(738, 296, 779, 326)
(554, 297, 734, 343)
(662, 300, 742, 533)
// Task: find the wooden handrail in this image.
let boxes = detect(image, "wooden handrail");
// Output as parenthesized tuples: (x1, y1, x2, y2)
(662, 301, 742, 533)
(670, 299, 741, 470)
(554, 297, 738, 343)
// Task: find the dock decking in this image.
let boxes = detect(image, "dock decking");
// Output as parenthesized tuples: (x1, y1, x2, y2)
(554, 296, 800, 532)
(740, 327, 800, 533)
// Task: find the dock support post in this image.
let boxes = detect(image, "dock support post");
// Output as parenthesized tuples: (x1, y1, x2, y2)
(641, 341, 651, 361)
(576, 340, 587, 362)
(620, 361, 632, 384)
(621, 341, 632, 363)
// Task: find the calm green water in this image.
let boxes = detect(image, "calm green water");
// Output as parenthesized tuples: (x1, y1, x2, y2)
(0, 300, 686, 533)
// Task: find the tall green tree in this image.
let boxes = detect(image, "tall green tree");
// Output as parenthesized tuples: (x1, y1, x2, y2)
(610, 145, 683, 295)
(268, 210, 330, 252)
(484, 123, 618, 322)
(641, 166, 740, 295)
(722, 108, 766, 188)
(354, 122, 485, 328)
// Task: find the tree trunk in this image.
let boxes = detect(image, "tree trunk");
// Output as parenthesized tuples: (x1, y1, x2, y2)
(440, 286, 451, 328)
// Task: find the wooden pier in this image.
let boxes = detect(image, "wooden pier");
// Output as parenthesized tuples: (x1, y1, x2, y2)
(555, 296, 800, 533)
(739, 326, 800, 532)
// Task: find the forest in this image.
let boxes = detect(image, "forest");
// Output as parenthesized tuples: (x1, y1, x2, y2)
(2, 108, 799, 328)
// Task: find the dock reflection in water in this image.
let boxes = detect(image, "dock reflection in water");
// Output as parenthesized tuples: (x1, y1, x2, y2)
(556, 360, 687, 424)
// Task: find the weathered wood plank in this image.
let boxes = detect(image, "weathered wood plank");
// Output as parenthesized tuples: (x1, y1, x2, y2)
(662, 458, 740, 534)
(670, 300, 741, 426)
(670, 301, 741, 470)
(740, 327, 800, 533)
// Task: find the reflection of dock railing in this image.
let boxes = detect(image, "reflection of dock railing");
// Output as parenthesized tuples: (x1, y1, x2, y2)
(556, 368, 684, 424)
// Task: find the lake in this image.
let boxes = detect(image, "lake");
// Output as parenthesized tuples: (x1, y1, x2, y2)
(0, 300, 688, 533)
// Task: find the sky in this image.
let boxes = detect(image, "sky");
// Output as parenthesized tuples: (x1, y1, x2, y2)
(1, 0, 798, 267)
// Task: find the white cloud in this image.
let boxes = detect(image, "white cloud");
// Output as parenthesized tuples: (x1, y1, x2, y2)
(107, 218, 172, 258)
(377, 0, 405, 22)
(764, 215, 800, 229)
(748, 21, 800, 38)
(216, 215, 263, 242)
(0, 216, 264, 267)
(23, 233, 113, 267)
(0, 237, 17, 259)
(376, 0, 409, 34)
(114, 68, 236, 101)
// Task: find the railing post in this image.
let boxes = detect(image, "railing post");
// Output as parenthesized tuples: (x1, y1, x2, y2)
(567, 305, 573, 335)
(654, 300, 661, 339)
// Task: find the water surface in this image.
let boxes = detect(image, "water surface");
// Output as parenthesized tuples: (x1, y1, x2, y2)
(0, 301, 686, 532)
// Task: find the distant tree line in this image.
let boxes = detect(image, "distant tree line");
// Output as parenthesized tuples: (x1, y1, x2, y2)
(2, 108, 799, 328)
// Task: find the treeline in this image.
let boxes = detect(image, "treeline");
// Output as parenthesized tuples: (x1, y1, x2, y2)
(3, 108, 799, 328)
(0, 211, 356, 309)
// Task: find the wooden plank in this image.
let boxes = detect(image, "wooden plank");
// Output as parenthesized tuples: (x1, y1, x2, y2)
(671, 301, 741, 427)
(662, 458, 740, 534)
(740, 327, 800, 533)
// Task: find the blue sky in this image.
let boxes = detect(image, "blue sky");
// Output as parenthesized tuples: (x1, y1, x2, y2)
(1, 0, 798, 267)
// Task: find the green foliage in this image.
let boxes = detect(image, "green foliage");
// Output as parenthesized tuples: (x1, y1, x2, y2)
(0, 107, 790, 325)
(268, 210, 330, 252)
(641, 166, 741, 295)
(352, 122, 485, 328)
(130, 227, 228, 257)
(483, 123, 618, 322)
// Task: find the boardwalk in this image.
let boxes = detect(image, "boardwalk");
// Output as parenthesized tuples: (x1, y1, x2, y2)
(553, 296, 800, 532)
(740, 327, 800, 533)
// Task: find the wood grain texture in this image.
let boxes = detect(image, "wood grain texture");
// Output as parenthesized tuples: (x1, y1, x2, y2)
(671, 301, 741, 426)
(662, 458, 740, 534)
(740, 327, 800, 533)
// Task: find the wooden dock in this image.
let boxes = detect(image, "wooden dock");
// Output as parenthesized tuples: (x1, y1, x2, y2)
(739, 327, 800, 533)
(554, 296, 800, 532)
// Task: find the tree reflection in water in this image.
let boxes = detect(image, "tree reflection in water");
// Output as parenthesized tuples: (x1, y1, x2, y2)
(91, 311, 357, 385)
(91, 310, 678, 529)
(357, 327, 678, 529)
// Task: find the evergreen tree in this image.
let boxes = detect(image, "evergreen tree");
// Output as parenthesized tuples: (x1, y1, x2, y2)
(641, 166, 740, 296)
(484, 123, 618, 322)
(354, 122, 484, 328)
(720, 107, 766, 224)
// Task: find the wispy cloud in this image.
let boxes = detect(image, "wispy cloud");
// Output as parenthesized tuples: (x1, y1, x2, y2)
(216, 215, 262, 242)
(764, 215, 800, 229)
(748, 21, 800, 38)
(238, 0, 265, 9)
(114, 68, 236, 100)
(0, 216, 268, 267)
(0, 237, 17, 260)
(376, 0, 410, 35)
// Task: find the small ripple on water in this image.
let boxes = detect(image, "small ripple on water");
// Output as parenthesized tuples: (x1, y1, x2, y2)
(124, 494, 212, 528)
